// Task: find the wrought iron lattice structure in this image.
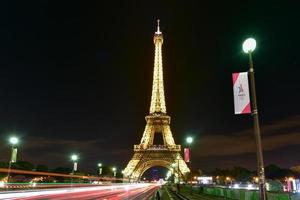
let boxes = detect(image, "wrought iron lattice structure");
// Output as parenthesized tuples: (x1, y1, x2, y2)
(123, 20, 190, 181)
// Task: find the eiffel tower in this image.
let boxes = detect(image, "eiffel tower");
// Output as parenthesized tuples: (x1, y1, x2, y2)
(123, 20, 190, 181)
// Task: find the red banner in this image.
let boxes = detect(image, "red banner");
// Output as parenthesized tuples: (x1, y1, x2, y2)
(184, 148, 190, 163)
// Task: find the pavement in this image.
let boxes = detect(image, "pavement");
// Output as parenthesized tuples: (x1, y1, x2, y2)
(162, 184, 226, 200)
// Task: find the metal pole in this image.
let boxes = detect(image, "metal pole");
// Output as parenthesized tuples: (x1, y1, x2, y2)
(71, 162, 75, 188)
(7, 161, 12, 189)
(113, 171, 116, 183)
(7, 146, 16, 187)
(177, 158, 179, 182)
(248, 51, 267, 200)
(189, 147, 193, 195)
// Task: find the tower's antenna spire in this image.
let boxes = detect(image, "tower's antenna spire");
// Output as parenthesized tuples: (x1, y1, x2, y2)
(156, 19, 161, 34)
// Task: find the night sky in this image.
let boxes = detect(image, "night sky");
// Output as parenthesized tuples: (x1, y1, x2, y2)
(0, 1, 299, 173)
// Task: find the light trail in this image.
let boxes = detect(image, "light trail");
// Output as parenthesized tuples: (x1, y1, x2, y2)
(0, 168, 127, 182)
(0, 183, 160, 200)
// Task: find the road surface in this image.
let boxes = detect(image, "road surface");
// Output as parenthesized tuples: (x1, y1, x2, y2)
(0, 183, 160, 200)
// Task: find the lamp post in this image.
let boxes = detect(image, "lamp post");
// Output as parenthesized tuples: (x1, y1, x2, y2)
(176, 155, 181, 192)
(186, 136, 193, 194)
(176, 155, 180, 181)
(112, 167, 117, 182)
(71, 154, 78, 173)
(70, 154, 78, 187)
(243, 38, 266, 200)
(186, 136, 193, 173)
(98, 163, 102, 175)
(171, 163, 176, 183)
(7, 136, 19, 185)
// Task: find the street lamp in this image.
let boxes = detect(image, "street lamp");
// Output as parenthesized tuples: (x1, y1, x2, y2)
(186, 136, 193, 194)
(70, 154, 78, 187)
(176, 155, 181, 191)
(243, 37, 266, 200)
(171, 163, 176, 183)
(112, 167, 117, 178)
(186, 136, 193, 167)
(243, 38, 256, 54)
(98, 163, 102, 175)
(70, 154, 78, 173)
(7, 136, 19, 184)
(98, 163, 103, 175)
(176, 155, 180, 181)
(9, 137, 19, 163)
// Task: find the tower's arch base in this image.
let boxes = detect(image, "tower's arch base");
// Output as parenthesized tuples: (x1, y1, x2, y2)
(123, 149, 190, 182)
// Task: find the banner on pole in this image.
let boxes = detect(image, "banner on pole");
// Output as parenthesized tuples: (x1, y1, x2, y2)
(184, 148, 190, 163)
(11, 148, 17, 163)
(232, 72, 251, 114)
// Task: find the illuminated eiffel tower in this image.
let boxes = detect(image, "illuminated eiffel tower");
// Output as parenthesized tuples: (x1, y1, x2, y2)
(123, 20, 190, 181)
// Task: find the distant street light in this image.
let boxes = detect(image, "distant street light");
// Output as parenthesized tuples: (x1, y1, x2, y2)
(98, 163, 102, 175)
(9, 137, 19, 146)
(226, 176, 232, 185)
(71, 154, 78, 162)
(243, 37, 266, 200)
(186, 137, 193, 144)
(7, 136, 19, 184)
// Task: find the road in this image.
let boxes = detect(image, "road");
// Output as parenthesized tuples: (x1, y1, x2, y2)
(0, 183, 160, 200)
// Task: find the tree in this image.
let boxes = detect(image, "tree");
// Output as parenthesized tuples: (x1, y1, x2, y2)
(0, 161, 8, 168)
(231, 166, 252, 182)
(14, 161, 35, 170)
(265, 164, 296, 179)
(51, 167, 72, 174)
(36, 164, 48, 172)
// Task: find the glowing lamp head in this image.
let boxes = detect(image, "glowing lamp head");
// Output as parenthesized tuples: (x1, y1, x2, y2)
(112, 167, 116, 172)
(186, 136, 193, 144)
(71, 154, 78, 161)
(98, 163, 102, 167)
(9, 137, 19, 145)
(243, 38, 256, 53)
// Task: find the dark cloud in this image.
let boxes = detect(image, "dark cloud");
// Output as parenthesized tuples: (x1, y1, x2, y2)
(193, 116, 300, 157)
(189, 116, 300, 170)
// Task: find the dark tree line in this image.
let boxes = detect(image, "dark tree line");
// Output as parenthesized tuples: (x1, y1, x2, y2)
(208, 164, 299, 182)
